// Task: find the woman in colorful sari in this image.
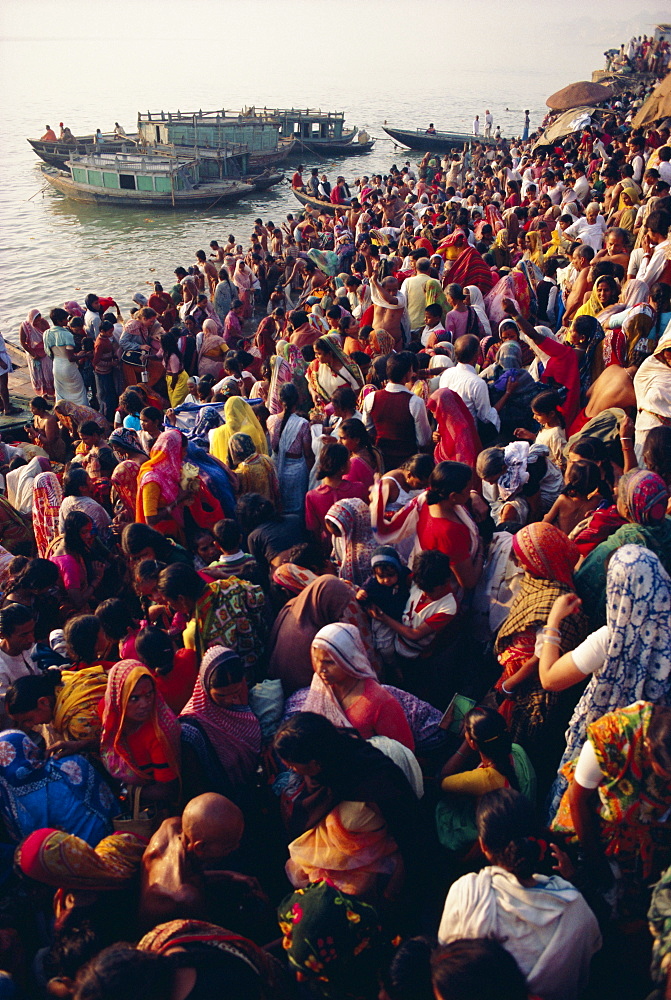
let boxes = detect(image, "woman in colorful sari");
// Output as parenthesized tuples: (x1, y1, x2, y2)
(306, 335, 364, 408)
(552, 701, 671, 920)
(541, 544, 671, 815)
(197, 318, 226, 380)
(109, 427, 148, 523)
(210, 396, 268, 464)
(17, 826, 144, 892)
(438, 231, 495, 295)
(253, 311, 281, 362)
(180, 645, 261, 788)
(232, 259, 255, 319)
(136, 429, 189, 539)
(366, 328, 395, 360)
(32, 472, 63, 558)
(325, 498, 377, 588)
(575, 469, 671, 626)
(19, 309, 54, 397)
(6, 664, 108, 757)
(0, 730, 116, 844)
(229, 432, 280, 507)
(274, 712, 421, 899)
(428, 387, 481, 469)
(100, 660, 180, 805)
(494, 523, 590, 764)
(53, 398, 111, 439)
(267, 382, 314, 516)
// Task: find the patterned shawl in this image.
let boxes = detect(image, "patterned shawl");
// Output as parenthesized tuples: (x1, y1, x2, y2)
(136, 429, 183, 522)
(325, 498, 377, 587)
(33, 472, 63, 558)
(111, 459, 142, 517)
(16, 827, 145, 890)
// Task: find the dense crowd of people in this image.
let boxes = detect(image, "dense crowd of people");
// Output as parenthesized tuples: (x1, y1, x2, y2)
(0, 35, 670, 1000)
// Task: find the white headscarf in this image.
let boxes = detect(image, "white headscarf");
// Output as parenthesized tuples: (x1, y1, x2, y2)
(465, 285, 492, 337)
(304, 622, 377, 728)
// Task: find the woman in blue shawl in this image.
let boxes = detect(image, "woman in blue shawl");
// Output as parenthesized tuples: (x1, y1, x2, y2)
(0, 730, 116, 844)
(186, 442, 237, 519)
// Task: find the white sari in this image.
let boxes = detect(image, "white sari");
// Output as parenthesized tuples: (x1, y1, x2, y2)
(274, 412, 309, 516)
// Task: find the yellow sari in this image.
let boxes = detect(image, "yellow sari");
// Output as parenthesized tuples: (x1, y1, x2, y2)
(210, 397, 269, 463)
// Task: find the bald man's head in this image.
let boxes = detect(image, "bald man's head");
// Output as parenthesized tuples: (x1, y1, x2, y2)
(182, 793, 244, 863)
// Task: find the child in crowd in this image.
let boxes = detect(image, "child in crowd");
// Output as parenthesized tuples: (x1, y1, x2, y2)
(134, 625, 198, 715)
(514, 390, 567, 472)
(357, 545, 411, 661)
(209, 519, 260, 583)
(422, 302, 447, 349)
(543, 459, 606, 536)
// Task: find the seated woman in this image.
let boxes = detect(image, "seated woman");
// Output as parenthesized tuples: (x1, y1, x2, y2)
(52, 511, 108, 613)
(306, 335, 364, 410)
(552, 701, 671, 921)
(0, 557, 60, 642)
(477, 442, 564, 525)
(376, 453, 434, 513)
(180, 645, 261, 796)
(439, 788, 601, 1000)
(274, 712, 421, 899)
(136, 429, 193, 542)
(6, 664, 108, 757)
(135, 626, 198, 715)
(95, 597, 140, 661)
(325, 497, 377, 587)
(435, 707, 535, 853)
(63, 613, 115, 670)
(0, 729, 116, 844)
(58, 465, 112, 543)
(210, 396, 268, 464)
(494, 523, 590, 769)
(305, 443, 368, 550)
(121, 522, 190, 572)
(228, 432, 280, 507)
(108, 427, 148, 525)
(575, 469, 671, 626)
(100, 660, 181, 807)
(299, 622, 414, 749)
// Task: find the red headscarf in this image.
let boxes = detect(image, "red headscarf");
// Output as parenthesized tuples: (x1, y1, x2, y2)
(512, 522, 579, 588)
(427, 387, 481, 467)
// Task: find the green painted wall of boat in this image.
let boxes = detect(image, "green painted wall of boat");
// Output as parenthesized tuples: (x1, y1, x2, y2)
(138, 121, 278, 151)
(72, 167, 87, 183)
(136, 175, 154, 191)
(87, 170, 102, 187)
(103, 172, 120, 188)
(154, 176, 172, 193)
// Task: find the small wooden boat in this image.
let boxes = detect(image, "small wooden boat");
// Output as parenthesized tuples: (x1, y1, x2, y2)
(297, 135, 375, 155)
(243, 170, 284, 191)
(27, 134, 137, 170)
(41, 154, 254, 209)
(292, 189, 339, 214)
(382, 125, 473, 152)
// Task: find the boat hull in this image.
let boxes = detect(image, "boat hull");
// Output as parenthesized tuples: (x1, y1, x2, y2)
(42, 168, 254, 209)
(28, 137, 133, 170)
(292, 189, 339, 214)
(382, 126, 472, 152)
(243, 171, 284, 191)
(297, 138, 375, 155)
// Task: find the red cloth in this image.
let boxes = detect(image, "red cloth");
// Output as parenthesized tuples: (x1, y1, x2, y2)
(427, 387, 481, 467)
(153, 649, 199, 715)
(305, 480, 368, 537)
(536, 334, 580, 429)
(346, 678, 414, 750)
(370, 389, 416, 468)
(416, 503, 470, 562)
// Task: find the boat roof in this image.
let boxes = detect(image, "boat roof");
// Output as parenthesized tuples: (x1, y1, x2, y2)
(138, 109, 280, 127)
(67, 152, 197, 172)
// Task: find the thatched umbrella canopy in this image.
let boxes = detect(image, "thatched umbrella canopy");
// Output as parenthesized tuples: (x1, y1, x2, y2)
(631, 71, 671, 128)
(533, 107, 606, 150)
(546, 81, 613, 111)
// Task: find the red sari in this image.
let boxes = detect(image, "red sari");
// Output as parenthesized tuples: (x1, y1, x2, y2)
(427, 387, 481, 467)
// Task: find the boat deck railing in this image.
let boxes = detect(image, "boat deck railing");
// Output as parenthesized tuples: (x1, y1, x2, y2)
(138, 107, 344, 124)
(67, 153, 197, 173)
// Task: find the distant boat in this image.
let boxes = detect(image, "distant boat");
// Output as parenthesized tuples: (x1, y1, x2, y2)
(382, 125, 473, 152)
(41, 153, 255, 209)
(243, 170, 284, 191)
(27, 133, 137, 170)
(292, 189, 339, 214)
(243, 107, 375, 155)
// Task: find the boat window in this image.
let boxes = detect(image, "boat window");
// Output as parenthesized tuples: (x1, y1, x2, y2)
(312, 123, 321, 137)
(155, 126, 161, 143)
(119, 174, 136, 190)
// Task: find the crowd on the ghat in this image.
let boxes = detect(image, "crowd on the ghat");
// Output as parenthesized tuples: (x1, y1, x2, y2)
(0, 35, 670, 1000)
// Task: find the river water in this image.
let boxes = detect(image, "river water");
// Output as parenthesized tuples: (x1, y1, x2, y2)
(0, 0, 663, 342)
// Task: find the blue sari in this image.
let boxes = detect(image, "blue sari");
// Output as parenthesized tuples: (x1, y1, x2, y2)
(186, 442, 237, 519)
(0, 731, 116, 844)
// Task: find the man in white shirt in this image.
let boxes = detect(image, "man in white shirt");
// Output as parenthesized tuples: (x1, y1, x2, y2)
(543, 171, 564, 205)
(438, 335, 508, 437)
(571, 163, 591, 205)
(630, 209, 671, 286)
(0, 607, 39, 722)
(400, 257, 433, 331)
(363, 353, 431, 469)
(484, 110, 493, 138)
(564, 203, 607, 253)
(472, 115, 480, 137)
(657, 147, 671, 185)
(627, 137, 646, 183)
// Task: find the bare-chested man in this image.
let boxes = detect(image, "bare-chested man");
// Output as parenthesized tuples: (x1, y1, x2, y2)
(195, 250, 219, 299)
(369, 272, 407, 351)
(140, 792, 262, 932)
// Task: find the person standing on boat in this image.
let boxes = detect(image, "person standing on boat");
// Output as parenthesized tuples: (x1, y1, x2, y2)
(94, 129, 103, 146)
(43, 308, 88, 407)
(472, 115, 480, 137)
(41, 126, 56, 142)
(308, 168, 321, 199)
(291, 164, 305, 190)
(484, 110, 493, 138)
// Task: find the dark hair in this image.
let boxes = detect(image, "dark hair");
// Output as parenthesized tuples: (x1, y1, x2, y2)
(64, 615, 102, 664)
(63, 511, 93, 559)
(646, 209, 671, 238)
(289, 309, 308, 328)
(453, 334, 480, 364)
(431, 938, 527, 1000)
(562, 458, 607, 501)
(96, 599, 136, 641)
(207, 651, 245, 689)
(72, 943, 173, 1000)
(135, 627, 173, 676)
(315, 336, 337, 358)
(386, 354, 413, 383)
(236, 493, 276, 533)
(412, 549, 451, 592)
(380, 936, 435, 1000)
(283, 541, 326, 575)
(6, 670, 62, 715)
(403, 453, 435, 482)
(157, 563, 206, 603)
(134, 558, 166, 584)
(476, 788, 542, 881)
(425, 302, 443, 319)
(96, 446, 117, 477)
(569, 436, 614, 486)
(651, 282, 671, 338)
(464, 707, 518, 789)
(316, 442, 350, 480)
(531, 389, 564, 428)
(647, 705, 671, 774)
(122, 523, 175, 561)
(120, 390, 143, 415)
(274, 712, 353, 772)
(140, 406, 162, 424)
(30, 396, 51, 413)
(212, 518, 241, 552)
(426, 461, 471, 503)
(50, 307, 69, 326)
(339, 418, 378, 469)
(79, 420, 103, 438)
(643, 425, 671, 483)
(8, 558, 58, 593)
(330, 385, 357, 414)
(63, 466, 90, 498)
(0, 603, 34, 638)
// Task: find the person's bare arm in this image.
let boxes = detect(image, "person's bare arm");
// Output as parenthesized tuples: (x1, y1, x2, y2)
(539, 593, 587, 690)
(619, 414, 638, 473)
